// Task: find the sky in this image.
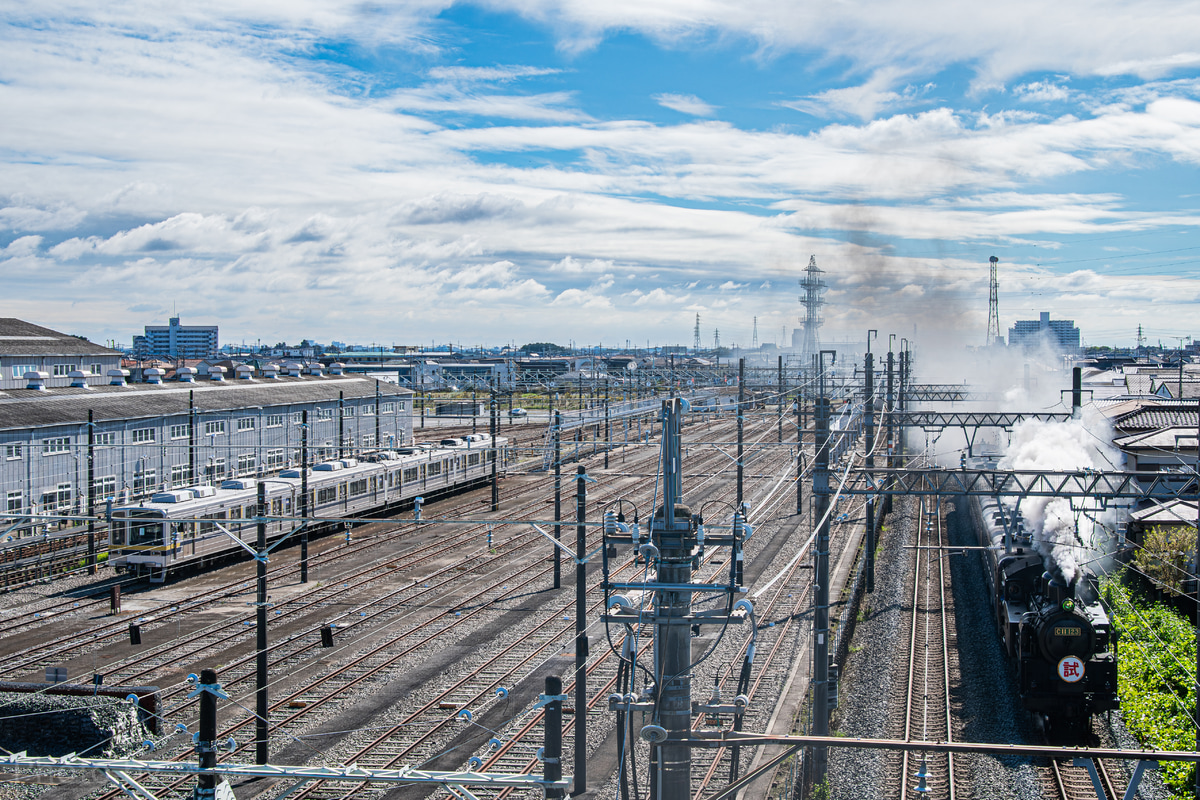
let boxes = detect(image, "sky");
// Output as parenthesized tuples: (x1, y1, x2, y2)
(3, 1, 1200, 353)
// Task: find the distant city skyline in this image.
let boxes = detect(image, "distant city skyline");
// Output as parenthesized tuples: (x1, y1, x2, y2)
(3, 2, 1200, 352)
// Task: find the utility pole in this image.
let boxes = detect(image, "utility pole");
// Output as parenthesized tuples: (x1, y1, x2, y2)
(195, 668, 220, 800)
(490, 385, 499, 512)
(255, 482, 269, 764)
(554, 410, 562, 590)
(338, 391, 345, 459)
(811, 352, 834, 787)
(653, 399, 691, 800)
(604, 378, 611, 470)
(864, 337, 876, 593)
(300, 410, 309, 583)
(885, 346, 895, 516)
(573, 465, 588, 795)
(777, 355, 784, 444)
(87, 409, 96, 575)
(737, 358, 745, 506)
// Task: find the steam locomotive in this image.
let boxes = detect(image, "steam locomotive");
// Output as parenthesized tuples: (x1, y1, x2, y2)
(968, 488, 1119, 731)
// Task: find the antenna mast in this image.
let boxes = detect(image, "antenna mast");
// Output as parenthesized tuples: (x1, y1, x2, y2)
(986, 255, 1001, 346)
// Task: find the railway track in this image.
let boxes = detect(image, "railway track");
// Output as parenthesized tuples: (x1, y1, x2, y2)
(1047, 755, 1119, 800)
(885, 493, 959, 799)
(71, 412, 755, 799)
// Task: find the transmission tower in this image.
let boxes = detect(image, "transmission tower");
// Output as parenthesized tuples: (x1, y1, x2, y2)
(693, 313, 702, 353)
(986, 255, 1001, 346)
(1136, 324, 1146, 350)
(751, 316, 759, 349)
(798, 255, 827, 358)
(713, 329, 721, 350)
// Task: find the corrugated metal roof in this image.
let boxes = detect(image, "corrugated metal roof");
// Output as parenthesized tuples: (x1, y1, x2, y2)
(0, 318, 121, 358)
(0, 376, 411, 431)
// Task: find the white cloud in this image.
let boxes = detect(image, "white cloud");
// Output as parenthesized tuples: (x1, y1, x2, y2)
(654, 93, 717, 116)
(1014, 80, 1071, 103)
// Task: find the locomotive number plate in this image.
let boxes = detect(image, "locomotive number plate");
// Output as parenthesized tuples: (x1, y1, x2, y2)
(1054, 626, 1082, 637)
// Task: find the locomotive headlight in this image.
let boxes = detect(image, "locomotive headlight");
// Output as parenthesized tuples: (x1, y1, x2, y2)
(1061, 599, 1075, 612)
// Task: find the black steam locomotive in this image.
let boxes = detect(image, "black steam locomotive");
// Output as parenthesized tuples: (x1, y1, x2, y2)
(969, 490, 1119, 731)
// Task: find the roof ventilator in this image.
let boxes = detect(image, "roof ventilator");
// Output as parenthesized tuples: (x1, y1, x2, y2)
(144, 368, 165, 385)
(177, 367, 197, 383)
(305, 364, 324, 377)
(329, 362, 345, 376)
(262, 363, 280, 379)
(24, 371, 48, 391)
(68, 370, 91, 389)
(108, 368, 130, 386)
(284, 362, 303, 378)
(208, 365, 227, 382)
(235, 365, 254, 380)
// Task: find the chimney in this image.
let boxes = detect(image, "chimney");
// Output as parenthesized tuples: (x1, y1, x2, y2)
(24, 370, 48, 391)
(177, 367, 197, 383)
(235, 364, 255, 380)
(107, 368, 130, 386)
(208, 365, 227, 382)
(68, 370, 91, 389)
(262, 363, 280, 379)
(329, 362, 345, 376)
(144, 368, 165, 385)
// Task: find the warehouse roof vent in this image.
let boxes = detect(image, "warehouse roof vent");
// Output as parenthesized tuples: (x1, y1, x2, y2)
(144, 368, 165, 385)
(177, 367, 196, 383)
(69, 370, 92, 389)
(108, 369, 130, 386)
(235, 365, 255, 380)
(24, 371, 48, 391)
(208, 365, 227, 382)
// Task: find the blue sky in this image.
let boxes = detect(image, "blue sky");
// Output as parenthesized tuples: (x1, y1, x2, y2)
(3, 1, 1200, 352)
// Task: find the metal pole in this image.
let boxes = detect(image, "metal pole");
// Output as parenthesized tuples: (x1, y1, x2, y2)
(189, 390, 196, 496)
(737, 358, 744, 507)
(777, 355, 784, 444)
(885, 349, 895, 516)
(654, 399, 691, 800)
(796, 389, 803, 515)
(300, 410, 309, 584)
(864, 351, 875, 594)
(196, 667, 218, 799)
(604, 378, 610, 470)
(1194, 397, 1200, 799)
(554, 410, 562, 590)
(490, 384, 499, 512)
(87, 409, 96, 575)
(255, 482, 268, 764)
(812, 382, 832, 785)
(545, 675, 564, 799)
(375, 381, 381, 449)
(573, 465, 588, 795)
(338, 391, 344, 459)
(1072, 366, 1082, 416)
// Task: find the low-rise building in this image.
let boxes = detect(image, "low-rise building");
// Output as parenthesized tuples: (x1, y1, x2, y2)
(0, 319, 122, 390)
(1, 368, 412, 524)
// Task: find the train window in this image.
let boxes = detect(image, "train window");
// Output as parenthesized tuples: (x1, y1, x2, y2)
(317, 487, 337, 505)
(271, 498, 282, 516)
(180, 522, 194, 538)
(427, 462, 442, 477)
(339, 483, 347, 500)
(129, 519, 162, 546)
(350, 479, 368, 496)
(403, 467, 418, 482)
(230, 507, 242, 520)
(468, 453, 481, 466)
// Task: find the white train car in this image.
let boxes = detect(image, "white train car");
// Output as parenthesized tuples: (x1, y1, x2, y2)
(109, 434, 507, 581)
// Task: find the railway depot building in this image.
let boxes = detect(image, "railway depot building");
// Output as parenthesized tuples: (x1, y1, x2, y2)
(0, 366, 413, 526)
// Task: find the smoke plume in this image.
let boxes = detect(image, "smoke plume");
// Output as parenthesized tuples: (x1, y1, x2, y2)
(997, 408, 1124, 583)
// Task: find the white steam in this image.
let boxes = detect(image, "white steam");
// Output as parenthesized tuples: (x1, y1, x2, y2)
(997, 408, 1125, 583)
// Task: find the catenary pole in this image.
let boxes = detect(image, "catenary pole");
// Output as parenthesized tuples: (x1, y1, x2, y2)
(255, 482, 269, 764)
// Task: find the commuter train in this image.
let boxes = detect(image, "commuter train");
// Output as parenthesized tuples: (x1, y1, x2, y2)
(968, 486, 1119, 732)
(110, 435, 508, 581)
